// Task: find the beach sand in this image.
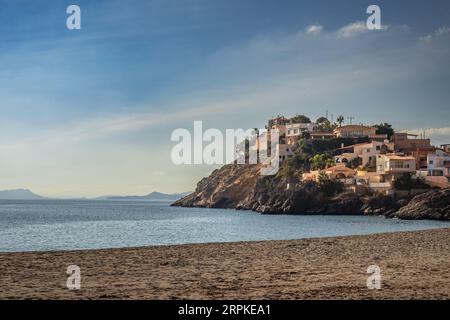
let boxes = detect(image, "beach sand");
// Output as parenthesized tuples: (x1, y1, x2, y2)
(0, 228, 449, 299)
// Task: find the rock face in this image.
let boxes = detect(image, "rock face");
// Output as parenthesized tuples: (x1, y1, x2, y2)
(392, 189, 450, 220)
(172, 164, 262, 209)
(172, 164, 450, 220)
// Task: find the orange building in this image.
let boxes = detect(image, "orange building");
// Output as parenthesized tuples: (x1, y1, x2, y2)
(334, 125, 377, 138)
(392, 133, 431, 153)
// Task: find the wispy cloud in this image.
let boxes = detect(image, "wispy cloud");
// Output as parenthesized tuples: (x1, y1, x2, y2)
(406, 127, 450, 145)
(420, 26, 450, 41)
(306, 25, 323, 35)
(336, 21, 368, 38)
(1, 17, 449, 196)
(336, 21, 389, 38)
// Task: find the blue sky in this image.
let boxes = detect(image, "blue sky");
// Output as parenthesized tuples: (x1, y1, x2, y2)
(1, 0, 450, 197)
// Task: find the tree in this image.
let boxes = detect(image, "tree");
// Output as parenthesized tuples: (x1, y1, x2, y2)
(316, 117, 333, 132)
(317, 171, 344, 196)
(375, 123, 394, 139)
(347, 157, 362, 169)
(310, 153, 335, 170)
(290, 114, 311, 124)
(337, 115, 345, 127)
(316, 117, 329, 125)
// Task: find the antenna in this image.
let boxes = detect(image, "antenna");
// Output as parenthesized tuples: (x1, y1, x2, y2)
(347, 116, 355, 125)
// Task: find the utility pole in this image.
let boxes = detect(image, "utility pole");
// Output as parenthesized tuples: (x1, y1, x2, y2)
(347, 116, 355, 125)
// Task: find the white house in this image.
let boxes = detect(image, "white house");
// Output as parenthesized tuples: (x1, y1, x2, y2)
(376, 154, 416, 174)
(286, 123, 317, 136)
(427, 150, 450, 177)
(278, 144, 294, 162)
(335, 141, 385, 167)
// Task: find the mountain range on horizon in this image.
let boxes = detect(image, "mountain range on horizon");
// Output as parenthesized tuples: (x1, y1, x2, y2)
(0, 189, 44, 200)
(99, 191, 191, 201)
(0, 189, 191, 201)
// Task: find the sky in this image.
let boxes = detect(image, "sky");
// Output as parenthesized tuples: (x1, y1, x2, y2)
(0, 0, 450, 197)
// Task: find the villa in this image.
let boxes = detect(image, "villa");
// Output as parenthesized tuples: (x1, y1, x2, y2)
(333, 125, 378, 138)
(441, 144, 450, 153)
(286, 123, 317, 136)
(376, 154, 416, 175)
(425, 150, 450, 188)
(286, 123, 317, 145)
(303, 165, 355, 183)
(335, 141, 386, 167)
(392, 132, 431, 153)
(263, 115, 449, 191)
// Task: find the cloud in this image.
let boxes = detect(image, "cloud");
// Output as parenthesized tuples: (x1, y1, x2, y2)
(420, 26, 450, 41)
(1, 18, 449, 196)
(336, 21, 389, 38)
(306, 25, 323, 34)
(336, 21, 368, 38)
(407, 127, 450, 145)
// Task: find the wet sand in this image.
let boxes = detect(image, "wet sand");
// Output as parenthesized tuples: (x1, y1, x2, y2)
(0, 228, 449, 299)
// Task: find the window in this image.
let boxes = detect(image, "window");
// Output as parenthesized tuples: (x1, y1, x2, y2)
(376, 146, 381, 150)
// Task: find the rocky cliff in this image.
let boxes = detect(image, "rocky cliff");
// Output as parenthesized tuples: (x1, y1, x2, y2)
(172, 164, 450, 221)
(391, 189, 450, 220)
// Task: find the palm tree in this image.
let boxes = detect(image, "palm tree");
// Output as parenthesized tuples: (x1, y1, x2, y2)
(337, 115, 344, 127)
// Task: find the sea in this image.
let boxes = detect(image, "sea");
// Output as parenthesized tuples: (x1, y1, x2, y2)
(0, 199, 448, 252)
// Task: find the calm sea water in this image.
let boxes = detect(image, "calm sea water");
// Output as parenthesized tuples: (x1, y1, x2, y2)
(0, 199, 448, 252)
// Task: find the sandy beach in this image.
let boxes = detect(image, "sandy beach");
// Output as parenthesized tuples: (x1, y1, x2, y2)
(0, 228, 449, 300)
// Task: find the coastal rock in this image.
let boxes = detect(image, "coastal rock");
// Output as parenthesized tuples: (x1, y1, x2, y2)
(172, 163, 450, 221)
(393, 189, 450, 220)
(171, 164, 262, 209)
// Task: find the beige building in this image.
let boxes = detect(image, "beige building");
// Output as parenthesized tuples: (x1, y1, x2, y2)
(286, 123, 317, 136)
(392, 132, 431, 153)
(278, 144, 294, 162)
(334, 125, 377, 138)
(376, 154, 416, 174)
(335, 141, 385, 167)
(303, 165, 355, 182)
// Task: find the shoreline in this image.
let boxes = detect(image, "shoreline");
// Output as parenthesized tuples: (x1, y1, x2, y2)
(1, 224, 449, 255)
(0, 228, 449, 299)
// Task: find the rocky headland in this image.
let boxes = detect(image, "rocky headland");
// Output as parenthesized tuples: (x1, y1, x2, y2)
(172, 163, 450, 221)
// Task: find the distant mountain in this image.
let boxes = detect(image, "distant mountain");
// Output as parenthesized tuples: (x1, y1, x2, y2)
(104, 191, 191, 201)
(0, 189, 44, 200)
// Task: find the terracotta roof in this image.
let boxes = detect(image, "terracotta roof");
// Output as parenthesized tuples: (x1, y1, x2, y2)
(324, 165, 355, 172)
(335, 142, 375, 150)
(310, 133, 336, 136)
(335, 125, 377, 130)
(383, 154, 415, 160)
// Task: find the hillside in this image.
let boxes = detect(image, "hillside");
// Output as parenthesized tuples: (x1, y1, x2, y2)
(173, 135, 450, 220)
(106, 191, 190, 201)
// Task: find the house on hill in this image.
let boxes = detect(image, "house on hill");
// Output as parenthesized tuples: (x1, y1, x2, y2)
(425, 150, 450, 188)
(334, 125, 377, 138)
(334, 141, 387, 167)
(392, 132, 431, 153)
